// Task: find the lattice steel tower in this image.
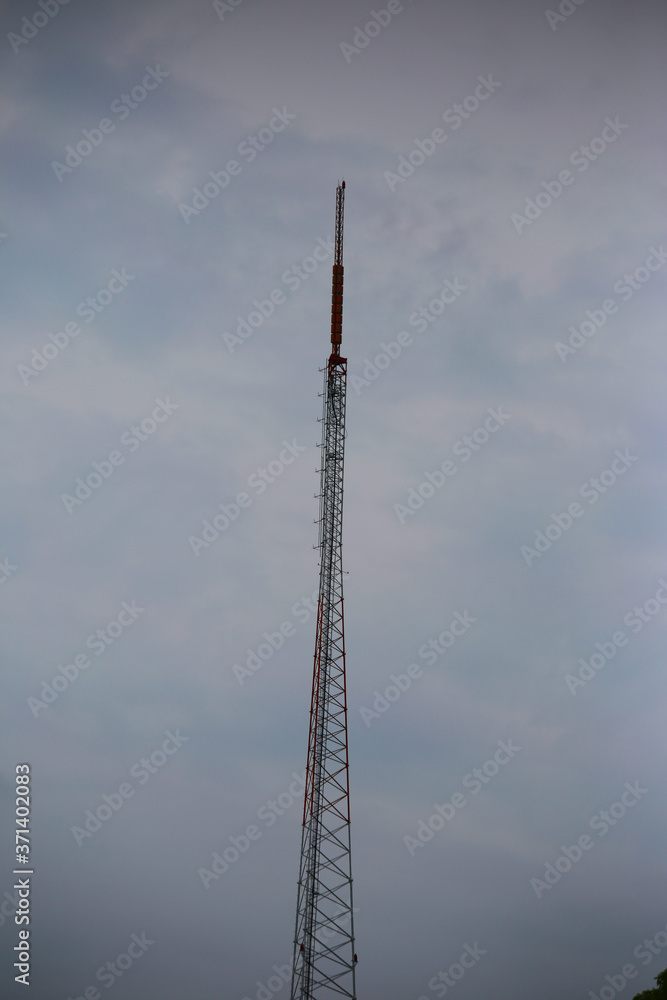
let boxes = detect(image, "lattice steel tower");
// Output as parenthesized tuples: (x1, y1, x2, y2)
(290, 181, 357, 1000)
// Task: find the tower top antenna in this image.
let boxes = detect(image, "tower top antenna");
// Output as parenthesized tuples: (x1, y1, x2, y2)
(331, 181, 345, 355)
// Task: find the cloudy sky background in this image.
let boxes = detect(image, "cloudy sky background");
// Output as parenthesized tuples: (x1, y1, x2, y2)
(1, 0, 667, 997)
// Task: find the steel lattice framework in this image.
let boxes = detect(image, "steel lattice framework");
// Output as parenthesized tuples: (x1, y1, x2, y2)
(290, 182, 357, 1000)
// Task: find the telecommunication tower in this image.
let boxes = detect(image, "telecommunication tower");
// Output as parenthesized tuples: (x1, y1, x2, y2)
(290, 181, 358, 1000)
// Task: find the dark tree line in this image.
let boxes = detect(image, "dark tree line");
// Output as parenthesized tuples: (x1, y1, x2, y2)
(633, 968, 667, 1000)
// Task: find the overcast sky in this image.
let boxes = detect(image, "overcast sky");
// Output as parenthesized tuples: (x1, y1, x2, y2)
(2, 0, 667, 998)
